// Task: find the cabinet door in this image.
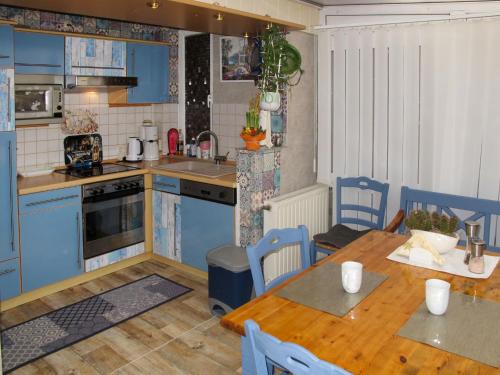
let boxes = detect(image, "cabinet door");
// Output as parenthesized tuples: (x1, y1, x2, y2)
(127, 43, 169, 103)
(19, 187, 83, 292)
(0, 132, 18, 261)
(65, 37, 126, 76)
(14, 31, 64, 75)
(0, 258, 21, 301)
(0, 25, 14, 68)
(0, 69, 14, 131)
(153, 191, 181, 262)
(180, 196, 234, 271)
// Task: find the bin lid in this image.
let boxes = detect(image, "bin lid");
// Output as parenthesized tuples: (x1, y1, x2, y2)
(206, 245, 249, 272)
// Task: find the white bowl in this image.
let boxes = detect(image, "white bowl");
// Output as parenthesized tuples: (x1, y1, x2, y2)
(410, 230, 459, 254)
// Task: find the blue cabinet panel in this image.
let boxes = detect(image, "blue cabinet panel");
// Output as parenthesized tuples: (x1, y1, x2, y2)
(14, 31, 64, 74)
(0, 258, 21, 301)
(19, 187, 83, 292)
(153, 175, 180, 194)
(0, 25, 14, 68)
(180, 196, 234, 272)
(127, 43, 169, 103)
(0, 132, 18, 262)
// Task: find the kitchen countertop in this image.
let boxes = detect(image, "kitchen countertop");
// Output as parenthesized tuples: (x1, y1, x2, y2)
(17, 156, 237, 195)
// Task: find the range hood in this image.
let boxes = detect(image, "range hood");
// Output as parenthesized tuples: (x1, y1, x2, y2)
(65, 76, 138, 92)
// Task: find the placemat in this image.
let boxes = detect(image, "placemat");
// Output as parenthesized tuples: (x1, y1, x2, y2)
(275, 262, 387, 317)
(387, 248, 499, 279)
(398, 292, 500, 368)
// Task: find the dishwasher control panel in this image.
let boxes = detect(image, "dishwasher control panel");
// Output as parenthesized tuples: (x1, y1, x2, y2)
(180, 180, 236, 206)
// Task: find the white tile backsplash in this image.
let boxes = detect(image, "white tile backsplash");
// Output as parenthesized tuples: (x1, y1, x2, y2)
(211, 103, 246, 160)
(16, 92, 178, 171)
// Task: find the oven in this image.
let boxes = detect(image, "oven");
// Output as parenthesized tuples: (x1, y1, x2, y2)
(15, 74, 64, 125)
(82, 176, 144, 259)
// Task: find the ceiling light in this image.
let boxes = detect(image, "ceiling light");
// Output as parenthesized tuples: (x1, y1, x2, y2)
(243, 32, 249, 38)
(215, 13, 224, 21)
(147, 1, 160, 9)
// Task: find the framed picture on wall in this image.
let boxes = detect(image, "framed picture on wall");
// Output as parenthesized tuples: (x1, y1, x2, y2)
(220, 36, 260, 82)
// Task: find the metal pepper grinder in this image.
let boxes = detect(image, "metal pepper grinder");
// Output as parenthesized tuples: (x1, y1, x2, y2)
(464, 221, 480, 265)
(468, 239, 486, 274)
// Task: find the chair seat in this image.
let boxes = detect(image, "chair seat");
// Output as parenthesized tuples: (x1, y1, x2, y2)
(313, 224, 372, 249)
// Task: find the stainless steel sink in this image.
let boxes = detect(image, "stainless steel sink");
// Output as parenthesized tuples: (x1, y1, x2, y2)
(154, 161, 236, 178)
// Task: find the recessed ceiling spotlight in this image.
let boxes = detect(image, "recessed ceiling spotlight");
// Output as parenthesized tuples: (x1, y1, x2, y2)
(266, 23, 272, 30)
(215, 13, 224, 21)
(147, 1, 160, 9)
(243, 32, 249, 38)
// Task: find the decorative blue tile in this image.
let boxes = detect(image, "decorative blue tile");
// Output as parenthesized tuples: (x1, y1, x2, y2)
(271, 113, 283, 133)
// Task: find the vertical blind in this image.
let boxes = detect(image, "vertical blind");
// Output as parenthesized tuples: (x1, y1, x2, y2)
(317, 17, 500, 243)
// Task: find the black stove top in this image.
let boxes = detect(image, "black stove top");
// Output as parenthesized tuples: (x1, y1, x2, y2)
(55, 163, 139, 178)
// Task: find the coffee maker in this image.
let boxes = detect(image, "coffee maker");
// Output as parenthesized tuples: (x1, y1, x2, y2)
(140, 121, 160, 161)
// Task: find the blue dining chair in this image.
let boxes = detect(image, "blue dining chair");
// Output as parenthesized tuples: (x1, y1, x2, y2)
(246, 225, 310, 297)
(244, 320, 351, 375)
(312, 176, 393, 263)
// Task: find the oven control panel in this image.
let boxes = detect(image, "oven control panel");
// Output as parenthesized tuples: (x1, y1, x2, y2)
(83, 176, 144, 198)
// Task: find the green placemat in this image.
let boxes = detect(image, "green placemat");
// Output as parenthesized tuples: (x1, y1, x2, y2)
(275, 262, 387, 317)
(398, 292, 500, 368)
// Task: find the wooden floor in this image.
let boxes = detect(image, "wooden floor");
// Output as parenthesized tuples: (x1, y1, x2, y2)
(0, 260, 242, 374)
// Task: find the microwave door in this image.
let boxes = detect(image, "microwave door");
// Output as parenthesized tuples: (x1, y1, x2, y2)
(15, 85, 53, 119)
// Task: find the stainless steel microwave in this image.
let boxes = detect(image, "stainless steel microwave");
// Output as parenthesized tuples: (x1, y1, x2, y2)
(15, 74, 64, 125)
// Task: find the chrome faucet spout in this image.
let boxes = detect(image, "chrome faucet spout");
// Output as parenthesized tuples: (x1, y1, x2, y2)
(195, 130, 226, 164)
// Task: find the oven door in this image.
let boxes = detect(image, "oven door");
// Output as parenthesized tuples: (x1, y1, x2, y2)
(15, 84, 54, 119)
(83, 191, 144, 259)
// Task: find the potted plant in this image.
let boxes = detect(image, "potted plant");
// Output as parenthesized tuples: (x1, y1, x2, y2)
(258, 24, 303, 111)
(241, 94, 266, 151)
(404, 210, 460, 253)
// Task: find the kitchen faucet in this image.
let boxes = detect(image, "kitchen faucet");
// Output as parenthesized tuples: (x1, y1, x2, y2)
(195, 130, 228, 164)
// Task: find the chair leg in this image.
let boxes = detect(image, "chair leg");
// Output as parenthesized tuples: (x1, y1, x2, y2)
(310, 240, 317, 264)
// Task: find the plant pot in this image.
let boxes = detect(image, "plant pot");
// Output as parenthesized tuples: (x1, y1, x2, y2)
(410, 230, 460, 254)
(260, 92, 281, 111)
(241, 132, 266, 151)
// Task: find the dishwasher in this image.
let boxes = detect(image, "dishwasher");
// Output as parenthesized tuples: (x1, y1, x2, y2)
(179, 179, 236, 272)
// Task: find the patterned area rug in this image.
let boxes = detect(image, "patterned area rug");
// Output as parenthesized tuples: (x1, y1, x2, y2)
(1, 274, 192, 373)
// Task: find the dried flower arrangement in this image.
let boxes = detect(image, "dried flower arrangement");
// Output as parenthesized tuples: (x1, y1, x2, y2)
(62, 109, 98, 135)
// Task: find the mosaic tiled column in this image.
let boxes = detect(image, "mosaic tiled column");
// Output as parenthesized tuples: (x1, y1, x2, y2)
(237, 147, 281, 246)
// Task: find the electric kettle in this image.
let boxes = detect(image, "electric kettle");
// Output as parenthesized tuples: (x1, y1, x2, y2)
(126, 137, 143, 161)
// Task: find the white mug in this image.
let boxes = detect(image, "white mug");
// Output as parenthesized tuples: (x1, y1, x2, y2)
(425, 279, 451, 315)
(341, 261, 363, 294)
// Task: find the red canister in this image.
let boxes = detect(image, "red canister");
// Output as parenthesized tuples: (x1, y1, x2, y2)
(167, 128, 179, 156)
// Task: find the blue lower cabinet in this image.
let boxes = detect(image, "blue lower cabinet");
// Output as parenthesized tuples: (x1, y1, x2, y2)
(180, 196, 234, 272)
(0, 258, 21, 301)
(19, 187, 84, 292)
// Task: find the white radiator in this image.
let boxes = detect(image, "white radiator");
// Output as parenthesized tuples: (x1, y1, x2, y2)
(263, 183, 330, 283)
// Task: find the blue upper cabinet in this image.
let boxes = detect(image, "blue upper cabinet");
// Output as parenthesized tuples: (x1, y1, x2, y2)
(127, 42, 169, 103)
(0, 132, 18, 262)
(19, 187, 84, 292)
(65, 37, 126, 76)
(0, 25, 14, 68)
(14, 31, 64, 75)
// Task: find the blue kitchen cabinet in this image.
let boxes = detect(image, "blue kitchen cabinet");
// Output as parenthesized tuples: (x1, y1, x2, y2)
(180, 196, 234, 272)
(153, 189, 181, 262)
(127, 43, 169, 103)
(0, 258, 21, 301)
(0, 25, 14, 68)
(65, 37, 126, 76)
(19, 187, 84, 292)
(0, 132, 18, 262)
(14, 31, 64, 75)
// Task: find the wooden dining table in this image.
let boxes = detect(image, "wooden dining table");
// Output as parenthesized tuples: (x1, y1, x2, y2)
(220, 231, 500, 374)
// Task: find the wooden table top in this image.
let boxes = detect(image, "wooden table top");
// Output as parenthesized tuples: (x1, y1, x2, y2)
(221, 231, 500, 374)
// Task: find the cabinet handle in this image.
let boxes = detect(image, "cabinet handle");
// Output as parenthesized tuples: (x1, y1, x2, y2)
(0, 268, 15, 277)
(0, 54, 10, 59)
(131, 49, 136, 95)
(156, 182, 177, 189)
(174, 203, 179, 258)
(71, 65, 124, 70)
(76, 212, 82, 269)
(7, 77, 11, 126)
(15, 62, 62, 68)
(26, 194, 79, 207)
(8, 140, 15, 253)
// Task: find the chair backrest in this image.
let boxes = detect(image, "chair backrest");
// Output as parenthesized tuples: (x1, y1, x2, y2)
(400, 186, 500, 252)
(246, 226, 310, 297)
(337, 176, 390, 230)
(245, 320, 351, 375)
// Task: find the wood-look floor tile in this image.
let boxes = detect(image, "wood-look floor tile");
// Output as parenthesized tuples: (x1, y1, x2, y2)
(82, 344, 129, 374)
